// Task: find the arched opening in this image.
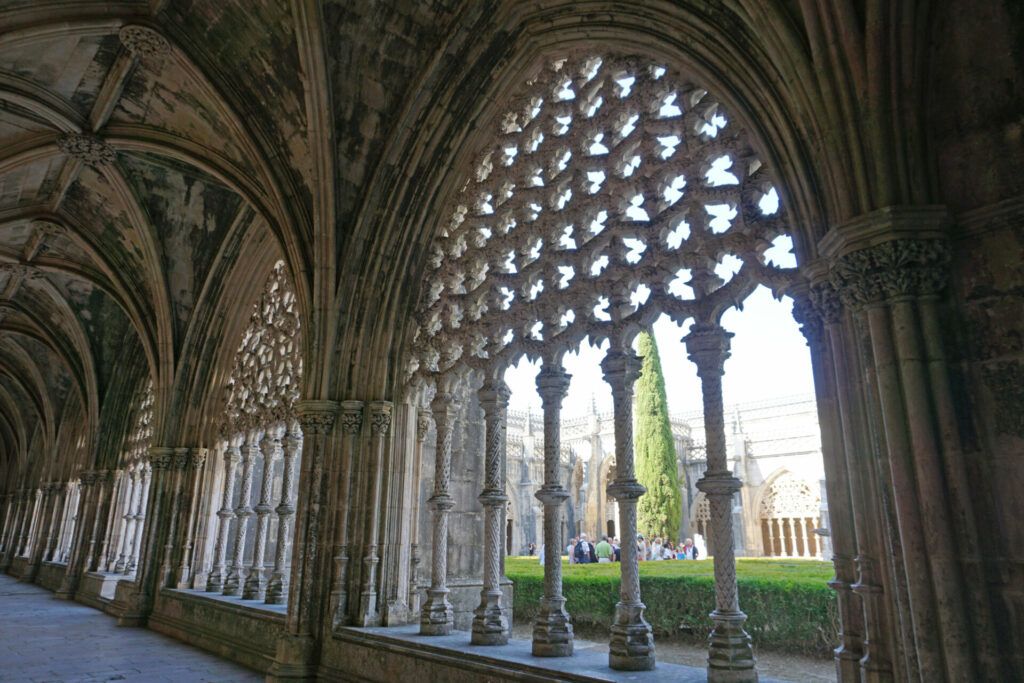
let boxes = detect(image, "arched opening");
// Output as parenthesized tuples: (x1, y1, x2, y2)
(406, 51, 819, 676)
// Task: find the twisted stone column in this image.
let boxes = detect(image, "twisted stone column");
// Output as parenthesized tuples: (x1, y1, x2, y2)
(685, 323, 757, 682)
(224, 430, 259, 596)
(472, 378, 511, 645)
(602, 350, 655, 670)
(266, 421, 301, 604)
(330, 401, 362, 626)
(420, 384, 458, 635)
(532, 363, 573, 657)
(245, 428, 280, 600)
(115, 468, 139, 572)
(357, 402, 391, 626)
(207, 444, 240, 591)
(127, 464, 151, 575)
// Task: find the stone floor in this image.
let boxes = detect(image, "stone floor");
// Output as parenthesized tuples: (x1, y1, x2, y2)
(0, 573, 260, 682)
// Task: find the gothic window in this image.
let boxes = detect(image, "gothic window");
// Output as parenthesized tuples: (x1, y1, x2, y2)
(203, 260, 304, 604)
(759, 473, 820, 558)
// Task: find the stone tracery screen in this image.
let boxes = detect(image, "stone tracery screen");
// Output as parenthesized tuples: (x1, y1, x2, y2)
(410, 53, 797, 378)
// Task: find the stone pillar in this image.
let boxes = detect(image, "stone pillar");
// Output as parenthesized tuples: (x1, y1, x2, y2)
(602, 350, 655, 670)
(102, 472, 128, 571)
(96, 471, 124, 571)
(828, 226, 998, 680)
(207, 443, 240, 591)
(83, 472, 114, 574)
(420, 384, 458, 635)
(17, 488, 40, 557)
(532, 363, 573, 657)
(765, 519, 776, 556)
(224, 430, 259, 597)
(266, 420, 301, 604)
(685, 323, 758, 682)
(270, 401, 336, 681)
(245, 428, 280, 600)
(127, 464, 152, 574)
(355, 402, 391, 625)
(471, 377, 511, 646)
(56, 473, 97, 599)
(46, 484, 68, 562)
(330, 401, 363, 626)
(176, 448, 208, 588)
(408, 408, 431, 616)
(115, 468, 139, 572)
(24, 484, 55, 580)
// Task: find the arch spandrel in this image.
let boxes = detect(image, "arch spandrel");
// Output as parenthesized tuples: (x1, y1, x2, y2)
(409, 52, 798, 383)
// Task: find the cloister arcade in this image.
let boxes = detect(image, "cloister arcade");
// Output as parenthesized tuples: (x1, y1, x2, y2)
(0, 3, 1020, 683)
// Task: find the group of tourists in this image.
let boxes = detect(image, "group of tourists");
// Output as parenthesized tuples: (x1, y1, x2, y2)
(528, 533, 702, 563)
(637, 534, 699, 561)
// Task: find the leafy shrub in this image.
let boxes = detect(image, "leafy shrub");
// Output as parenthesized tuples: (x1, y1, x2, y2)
(506, 557, 839, 657)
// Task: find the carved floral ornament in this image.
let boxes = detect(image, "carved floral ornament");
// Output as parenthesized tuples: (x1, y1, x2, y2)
(221, 261, 303, 436)
(407, 53, 798, 384)
(118, 25, 171, 59)
(56, 133, 116, 167)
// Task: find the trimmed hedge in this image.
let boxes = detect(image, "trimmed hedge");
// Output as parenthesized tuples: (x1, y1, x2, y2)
(506, 557, 839, 657)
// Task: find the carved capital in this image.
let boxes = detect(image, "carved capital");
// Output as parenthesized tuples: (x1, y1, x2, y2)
(535, 365, 571, 406)
(148, 446, 174, 471)
(338, 400, 364, 435)
(191, 448, 208, 469)
(830, 239, 949, 308)
(296, 400, 339, 436)
(56, 133, 116, 167)
(790, 292, 823, 345)
(369, 401, 393, 436)
(173, 447, 190, 470)
(600, 351, 642, 392)
(118, 25, 171, 59)
(683, 323, 732, 377)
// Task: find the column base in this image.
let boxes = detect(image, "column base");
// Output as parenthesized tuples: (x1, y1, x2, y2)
(357, 590, 379, 627)
(707, 609, 758, 683)
(835, 645, 862, 683)
(242, 573, 267, 601)
(532, 598, 573, 657)
(420, 589, 454, 635)
(265, 573, 288, 604)
(268, 633, 317, 682)
(609, 602, 655, 671)
(222, 568, 243, 597)
(471, 590, 509, 645)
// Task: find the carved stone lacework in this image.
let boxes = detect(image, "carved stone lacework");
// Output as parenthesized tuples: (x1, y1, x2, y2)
(409, 54, 795, 380)
(119, 380, 153, 574)
(221, 260, 303, 435)
(760, 475, 820, 518)
(213, 261, 304, 605)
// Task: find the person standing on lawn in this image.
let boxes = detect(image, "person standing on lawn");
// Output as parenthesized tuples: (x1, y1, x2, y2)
(595, 536, 613, 563)
(651, 537, 663, 560)
(612, 537, 621, 562)
(567, 536, 576, 564)
(574, 533, 596, 564)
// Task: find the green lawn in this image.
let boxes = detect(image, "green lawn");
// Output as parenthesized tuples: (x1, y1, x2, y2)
(505, 556, 838, 657)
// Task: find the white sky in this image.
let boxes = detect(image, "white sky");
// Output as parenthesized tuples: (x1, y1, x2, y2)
(503, 284, 816, 417)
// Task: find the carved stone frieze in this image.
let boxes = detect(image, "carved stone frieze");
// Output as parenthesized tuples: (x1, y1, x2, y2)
(830, 239, 949, 308)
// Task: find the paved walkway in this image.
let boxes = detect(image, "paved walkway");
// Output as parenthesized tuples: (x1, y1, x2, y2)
(0, 573, 260, 682)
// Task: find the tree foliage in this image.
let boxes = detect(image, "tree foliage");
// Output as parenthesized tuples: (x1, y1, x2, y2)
(635, 330, 682, 541)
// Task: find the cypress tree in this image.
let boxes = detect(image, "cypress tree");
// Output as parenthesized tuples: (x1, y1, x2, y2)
(635, 329, 682, 541)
